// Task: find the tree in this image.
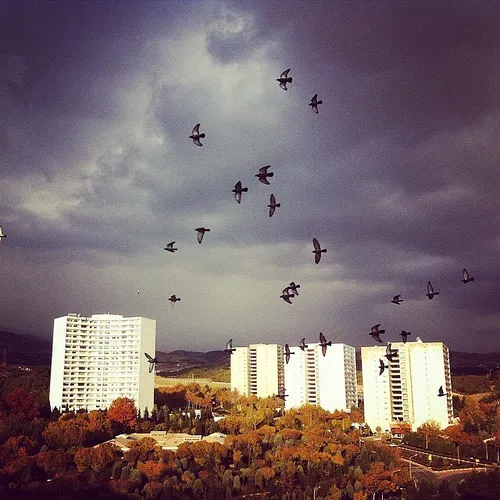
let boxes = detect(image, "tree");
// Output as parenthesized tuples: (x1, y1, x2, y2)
(107, 397, 137, 430)
(444, 424, 471, 461)
(417, 419, 442, 449)
(4, 387, 38, 419)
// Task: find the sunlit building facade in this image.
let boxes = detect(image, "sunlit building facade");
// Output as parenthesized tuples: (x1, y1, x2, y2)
(49, 313, 156, 412)
(362, 340, 453, 433)
(230, 343, 285, 398)
(284, 343, 357, 413)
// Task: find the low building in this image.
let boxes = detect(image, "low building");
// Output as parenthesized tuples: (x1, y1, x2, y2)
(97, 431, 227, 452)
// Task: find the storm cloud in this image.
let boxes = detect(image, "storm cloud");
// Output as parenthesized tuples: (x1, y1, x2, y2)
(1, 1, 499, 353)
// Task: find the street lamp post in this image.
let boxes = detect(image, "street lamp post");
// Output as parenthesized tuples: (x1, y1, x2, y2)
(409, 453, 419, 488)
(483, 437, 494, 462)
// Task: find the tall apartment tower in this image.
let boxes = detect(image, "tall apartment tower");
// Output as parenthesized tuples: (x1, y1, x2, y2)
(231, 343, 284, 398)
(361, 340, 453, 433)
(285, 343, 357, 413)
(49, 313, 156, 412)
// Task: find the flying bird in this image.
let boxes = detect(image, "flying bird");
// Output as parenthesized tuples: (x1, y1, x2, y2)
(256, 165, 274, 185)
(288, 282, 300, 296)
(385, 342, 398, 362)
(299, 337, 308, 351)
(277, 69, 292, 90)
(280, 287, 295, 304)
(169, 295, 181, 304)
(144, 352, 158, 374)
(225, 339, 236, 354)
(462, 268, 474, 284)
(426, 281, 440, 300)
(284, 344, 295, 364)
(369, 324, 385, 343)
(195, 227, 210, 244)
(391, 295, 403, 305)
(232, 181, 248, 204)
(189, 123, 205, 146)
(438, 386, 446, 397)
(399, 330, 411, 343)
(319, 332, 332, 357)
(379, 359, 388, 376)
(268, 193, 281, 217)
(164, 242, 178, 253)
(309, 94, 323, 114)
(312, 238, 327, 264)
(0, 226, 6, 239)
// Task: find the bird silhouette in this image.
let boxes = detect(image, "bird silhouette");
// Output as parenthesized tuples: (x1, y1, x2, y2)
(426, 281, 439, 299)
(256, 165, 274, 185)
(189, 123, 205, 146)
(399, 330, 411, 343)
(225, 339, 236, 354)
(232, 181, 248, 204)
(385, 342, 398, 361)
(369, 324, 385, 343)
(319, 332, 332, 357)
(277, 69, 292, 90)
(164, 242, 178, 253)
(312, 238, 327, 264)
(268, 193, 281, 217)
(169, 295, 181, 304)
(462, 268, 474, 284)
(288, 282, 300, 296)
(195, 227, 210, 244)
(299, 337, 308, 351)
(309, 94, 323, 114)
(0, 226, 6, 239)
(285, 344, 295, 364)
(391, 295, 403, 305)
(438, 386, 446, 397)
(379, 359, 388, 376)
(280, 287, 295, 304)
(145, 352, 158, 374)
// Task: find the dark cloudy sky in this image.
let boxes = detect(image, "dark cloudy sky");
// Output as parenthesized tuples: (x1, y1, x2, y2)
(1, 1, 500, 353)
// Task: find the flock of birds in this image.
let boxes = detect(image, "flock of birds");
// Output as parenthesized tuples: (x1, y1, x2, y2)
(0, 68, 478, 404)
(144, 69, 476, 403)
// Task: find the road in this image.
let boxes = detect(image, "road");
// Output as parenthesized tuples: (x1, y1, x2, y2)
(435, 468, 489, 491)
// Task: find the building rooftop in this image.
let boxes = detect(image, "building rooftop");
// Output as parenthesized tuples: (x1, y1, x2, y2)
(96, 431, 227, 452)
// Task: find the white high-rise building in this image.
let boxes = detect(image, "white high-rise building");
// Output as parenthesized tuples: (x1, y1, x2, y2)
(49, 313, 156, 412)
(362, 340, 453, 433)
(285, 343, 357, 413)
(230, 343, 284, 398)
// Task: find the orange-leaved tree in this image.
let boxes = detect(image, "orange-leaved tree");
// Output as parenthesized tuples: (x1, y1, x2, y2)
(107, 397, 137, 430)
(417, 419, 442, 449)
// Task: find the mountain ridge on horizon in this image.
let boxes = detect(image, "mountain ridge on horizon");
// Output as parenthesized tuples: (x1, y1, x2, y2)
(1, 330, 498, 372)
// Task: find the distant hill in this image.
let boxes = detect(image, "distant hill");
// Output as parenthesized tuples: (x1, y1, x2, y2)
(156, 349, 229, 374)
(1, 330, 498, 376)
(0, 330, 52, 366)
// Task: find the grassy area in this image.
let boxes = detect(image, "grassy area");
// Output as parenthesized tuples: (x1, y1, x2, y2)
(155, 375, 230, 390)
(158, 365, 230, 383)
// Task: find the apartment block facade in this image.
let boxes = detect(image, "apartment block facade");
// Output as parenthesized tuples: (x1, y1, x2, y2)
(361, 340, 453, 433)
(285, 343, 357, 413)
(230, 343, 285, 398)
(49, 313, 156, 412)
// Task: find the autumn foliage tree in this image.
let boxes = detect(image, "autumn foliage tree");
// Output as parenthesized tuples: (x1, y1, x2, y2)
(107, 397, 137, 431)
(417, 419, 442, 449)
